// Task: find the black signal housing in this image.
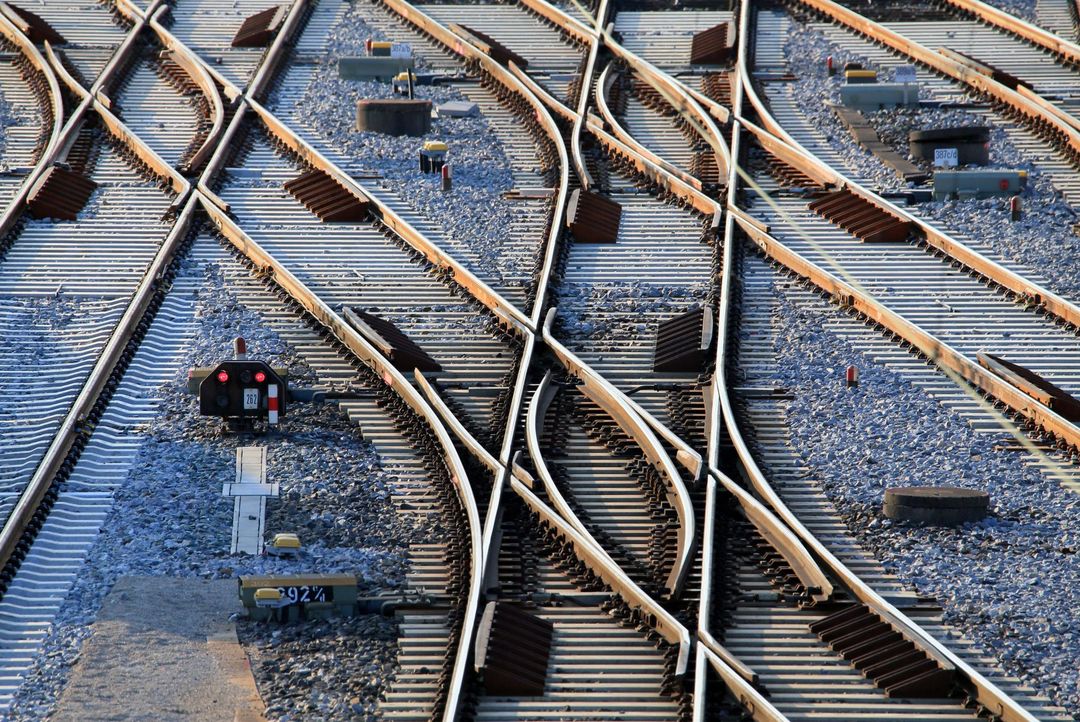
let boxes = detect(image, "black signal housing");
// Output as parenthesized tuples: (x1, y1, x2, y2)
(199, 360, 287, 420)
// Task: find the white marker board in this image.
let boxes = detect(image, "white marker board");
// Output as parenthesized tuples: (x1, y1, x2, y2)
(934, 147, 958, 168)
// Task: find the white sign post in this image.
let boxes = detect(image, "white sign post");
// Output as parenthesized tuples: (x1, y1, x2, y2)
(222, 447, 279, 555)
(934, 147, 959, 168)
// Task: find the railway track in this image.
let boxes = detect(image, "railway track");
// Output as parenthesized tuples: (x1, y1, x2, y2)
(378, 0, 1054, 716)
(0, 0, 1078, 720)
(0, 3, 481, 717)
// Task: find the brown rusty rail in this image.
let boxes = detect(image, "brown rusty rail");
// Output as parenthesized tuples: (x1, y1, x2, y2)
(940, 0, 1080, 65)
(0, 11, 63, 237)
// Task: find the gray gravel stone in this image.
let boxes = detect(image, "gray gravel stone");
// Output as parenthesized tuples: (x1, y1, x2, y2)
(240, 614, 398, 722)
(982, 0, 1038, 23)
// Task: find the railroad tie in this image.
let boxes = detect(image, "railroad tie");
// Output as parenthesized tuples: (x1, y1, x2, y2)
(283, 169, 370, 223)
(689, 22, 735, 65)
(811, 604, 957, 697)
(27, 166, 98, 222)
(232, 6, 285, 48)
(807, 188, 914, 243)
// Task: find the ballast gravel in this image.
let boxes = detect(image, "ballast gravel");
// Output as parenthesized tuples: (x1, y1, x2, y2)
(982, 0, 1038, 23)
(761, 259, 1080, 714)
(782, 18, 1080, 301)
(7, 256, 416, 721)
(276, 2, 537, 295)
(555, 283, 711, 350)
(241, 614, 398, 721)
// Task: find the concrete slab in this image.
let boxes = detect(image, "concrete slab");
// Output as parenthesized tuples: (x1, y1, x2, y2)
(53, 577, 265, 722)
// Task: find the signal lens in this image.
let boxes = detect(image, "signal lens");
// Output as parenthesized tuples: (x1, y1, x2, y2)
(254, 371, 267, 383)
(216, 370, 229, 383)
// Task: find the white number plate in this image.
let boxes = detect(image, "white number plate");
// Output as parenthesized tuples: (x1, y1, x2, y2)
(277, 585, 330, 605)
(934, 147, 958, 168)
(243, 388, 259, 410)
(390, 42, 412, 59)
(895, 65, 917, 84)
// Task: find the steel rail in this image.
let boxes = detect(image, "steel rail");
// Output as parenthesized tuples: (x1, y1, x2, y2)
(600, 39, 730, 177)
(510, 61, 719, 214)
(540, 310, 696, 599)
(0, 9, 476, 722)
(594, 61, 705, 192)
(700, 644, 787, 722)
(249, 98, 532, 335)
(249, 0, 309, 100)
(541, 308, 703, 479)
(89, 1, 164, 101)
(727, 206, 1046, 722)
(695, 483, 760, 688)
(736, 22, 1080, 331)
(0, 195, 199, 582)
(0, 11, 63, 236)
(374, 3, 760, 708)
(200, 195, 482, 722)
(375, 0, 573, 328)
(0, 0, 169, 233)
(508, 19, 1059, 711)
(0, 0, 255, 647)
(144, 6, 229, 173)
(0, 0, 202, 581)
(415, 371, 503, 478)
(696, 473, 790, 722)
(569, 0, 608, 189)
(734, 6, 1080, 449)
(115, 0, 295, 101)
(423, 367, 708, 694)
(367, 6, 585, 714)
(190, 8, 518, 715)
(531, 0, 1080, 346)
(523, 371, 633, 572)
(517, 0, 732, 124)
(510, 38, 839, 603)
(47, 58, 191, 206)
(939, 0, 1080, 65)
